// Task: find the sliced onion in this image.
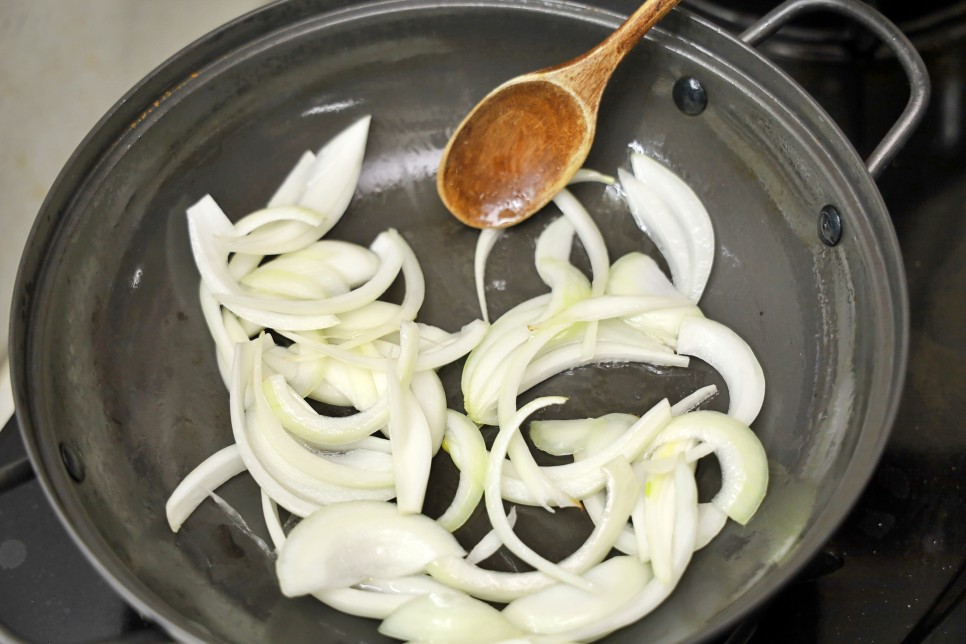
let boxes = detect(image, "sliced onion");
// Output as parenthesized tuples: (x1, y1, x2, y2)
(252, 346, 396, 490)
(267, 150, 316, 207)
(297, 116, 371, 234)
(485, 396, 591, 588)
(529, 413, 636, 458)
(557, 459, 699, 642)
(552, 189, 609, 296)
(553, 188, 610, 360)
(387, 324, 433, 514)
(215, 230, 404, 317)
(313, 587, 419, 620)
(676, 316, 766, 426)
(606, 252, 680, 299)
(240, 340, 398, 508)
(531, 216, 590, 324)
(410, 369, 447, 454)
(262, 374, 389, 447)
(631, 152, 715, 303)
(229, 341, 321, 517)
(521, 339, 689, 394)
(219, 205, 326, 253)
(499, 399, 672, 504)
(643, 450, 683, 583)
(378, 591, 524, 643)
(536, 294, 692, 329)
(224, 219, 323, 258)
(695, 502, 728, 550)
(315, 576, 456, 620)
(275, 500, 464, 597)
(671, 384, 719, 416)
(165, 445, 247, 532)
(198, 283, 242, 387)
(461, 295, 550, 425)
(239, 241, 378, 299)
(502, 555, 652, 635)
(427, 458, 639, 602)
(474, 228, 503, 324)
(176, 118, 772, 639)
(464, 507, 517, 565)
(261, 345, 335, 402)
(436, 411, 487, 532)
(618, 168, 691, 298)
(650, 410, 767, 525)
(570, 168, 615, 185)
(494, 326, 579, 510)
(261, 490, 287, 550)
(412, 319, 488, 371)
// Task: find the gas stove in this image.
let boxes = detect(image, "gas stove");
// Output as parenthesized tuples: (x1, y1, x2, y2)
(1, 2, 964, 642)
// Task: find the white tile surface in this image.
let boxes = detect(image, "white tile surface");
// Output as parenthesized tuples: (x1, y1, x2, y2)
(0, 0, 268, 375)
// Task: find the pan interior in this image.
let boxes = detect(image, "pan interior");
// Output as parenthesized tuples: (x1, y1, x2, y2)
(14, 1, 903, 642)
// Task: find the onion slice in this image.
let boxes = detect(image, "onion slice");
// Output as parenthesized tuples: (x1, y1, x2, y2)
(379, 591, 524, 643)
(502, 556, 652, 635)
(676, 316, 766, 426)
(427, 457, 639, 602)
(619, 168, 691, 299)
(630, 152, 715, 303)
(650, 410, 767, 525)
(165, 445, 247, 532)
(474, 228, 503, 324)
(275, 500, 465, 597)
(436, 411, 488, 532)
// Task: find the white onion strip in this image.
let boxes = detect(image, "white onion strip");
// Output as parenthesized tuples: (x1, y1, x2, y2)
(485, 396, 591, 589)
(388, 323, 433, 514)
(557, 460, 699, 642)
(618, 168, 692, 298)
(215, 230, 404, 317)
(427, 458, 639, 603)
(649, 410, 768, 525)
(631, 152, 715, 303)
(437, 411, 488, 532)
(498, 399, 672, 505)
(464, 507, 518, 565)
(261, 490, 287, 550)
(262, 375, 390, 447)
(474, 228, 503, 324)
(165, 445, 247, 532)
(268, 150, 316, 208)
(502, 555, 652, 635)
(676, 316, 766, 426)
(228, 341, 320, 517)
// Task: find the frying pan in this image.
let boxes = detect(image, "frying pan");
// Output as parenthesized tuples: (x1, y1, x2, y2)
(9, 0, 928, 641)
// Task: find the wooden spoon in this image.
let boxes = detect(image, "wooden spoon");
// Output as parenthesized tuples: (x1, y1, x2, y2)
(437, 0, 680, 229)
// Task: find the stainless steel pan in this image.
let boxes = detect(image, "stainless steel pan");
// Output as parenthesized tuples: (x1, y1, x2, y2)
(10, 0, 928, 641)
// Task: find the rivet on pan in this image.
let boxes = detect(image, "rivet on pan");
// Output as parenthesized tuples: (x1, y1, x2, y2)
(59, 443, 85, 483)
(818, 205, 843, 246)
(672, 77, 707, 116)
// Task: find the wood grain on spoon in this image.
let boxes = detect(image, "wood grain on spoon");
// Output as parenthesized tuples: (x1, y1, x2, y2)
(437, 0, 681, 229)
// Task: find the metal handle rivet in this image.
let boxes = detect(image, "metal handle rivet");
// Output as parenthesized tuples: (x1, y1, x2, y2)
(59, 443, 85, 483)
(818, 205, 843, 246)
(672, 77, 708, 116)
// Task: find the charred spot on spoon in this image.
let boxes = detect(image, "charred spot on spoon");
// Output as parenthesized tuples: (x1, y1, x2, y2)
(672, 77, 707, 116)
(818, 205, 843, 246)
(438, 80, 589, 228)
(60, 442, 85, 483)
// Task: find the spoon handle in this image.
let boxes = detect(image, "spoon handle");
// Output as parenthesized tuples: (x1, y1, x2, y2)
(546, 0, 680, 107)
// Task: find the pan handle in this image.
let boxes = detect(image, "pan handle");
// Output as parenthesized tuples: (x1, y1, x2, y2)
(739, 0, 930, 179)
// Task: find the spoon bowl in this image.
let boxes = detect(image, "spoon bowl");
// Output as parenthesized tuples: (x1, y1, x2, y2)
(437, 0, 680, 228)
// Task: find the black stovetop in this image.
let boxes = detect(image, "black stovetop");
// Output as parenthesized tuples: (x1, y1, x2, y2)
(2, 4, 964, 643)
